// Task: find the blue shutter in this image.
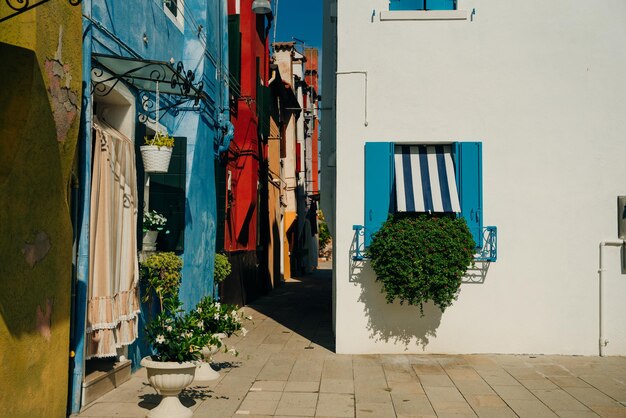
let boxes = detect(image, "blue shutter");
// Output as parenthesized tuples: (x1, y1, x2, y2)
(365, 142, 394, 247)
(425, 0, 455, 10)
(389, 0, 425, 11)
(455, 142, 483, 249)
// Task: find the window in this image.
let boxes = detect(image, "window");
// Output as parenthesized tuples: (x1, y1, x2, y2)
(163, 0, 184, 30)
(389, 0, 456, 11)
(364, 141, 483, 248)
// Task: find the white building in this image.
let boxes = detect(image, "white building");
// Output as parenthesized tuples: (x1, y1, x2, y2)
(322, 0, 626, 355)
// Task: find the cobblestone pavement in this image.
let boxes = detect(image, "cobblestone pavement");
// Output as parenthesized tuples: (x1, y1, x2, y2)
(75, 261, 626, 417)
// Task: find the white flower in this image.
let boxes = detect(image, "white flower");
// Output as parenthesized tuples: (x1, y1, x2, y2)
(156, 335, 165, 344)
(228, 348, 237, 355)
(197, 321, 204, 329)
(185, 332, 193, 338)
(215, 302, 221, 310)
(241, 327, 248, 336)
(231, 310, 237, 317)
(213, 313, 220, 320)
(166, 325, 173, 332)
(196, 307, 202, 313)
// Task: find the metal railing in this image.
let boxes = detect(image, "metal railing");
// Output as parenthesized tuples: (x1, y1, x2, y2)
(351, 224, 497, 262)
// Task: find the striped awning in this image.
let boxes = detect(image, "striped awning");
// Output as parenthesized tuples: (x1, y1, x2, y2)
(394, 144, 461, 213)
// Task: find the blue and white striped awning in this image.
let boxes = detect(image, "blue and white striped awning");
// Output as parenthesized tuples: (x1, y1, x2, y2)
(394, 144, 461, 213)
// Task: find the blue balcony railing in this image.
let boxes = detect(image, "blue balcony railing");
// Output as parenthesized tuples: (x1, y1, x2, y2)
(351, 225, 497, 262)
(474, 226, 498, 262)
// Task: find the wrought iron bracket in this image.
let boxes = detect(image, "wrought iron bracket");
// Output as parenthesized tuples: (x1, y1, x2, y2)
(1, 0, 81, 23)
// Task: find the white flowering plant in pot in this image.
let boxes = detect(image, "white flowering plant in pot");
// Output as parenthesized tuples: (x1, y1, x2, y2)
(143, 209, 168, 233)
(145, 296, 219, 362)
(190, 296, 252, 353)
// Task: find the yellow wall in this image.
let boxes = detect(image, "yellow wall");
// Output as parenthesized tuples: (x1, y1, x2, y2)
(0, 3, 82, 417)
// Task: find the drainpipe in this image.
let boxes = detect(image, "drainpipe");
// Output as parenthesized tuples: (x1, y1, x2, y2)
(598, 239, 624, 356)
(218, 0, 234, 156)
(69, 0, 93, 413)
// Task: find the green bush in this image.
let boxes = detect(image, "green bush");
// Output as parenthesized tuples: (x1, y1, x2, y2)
(214, 253, 232, 284)
(366, 213, 475, 315)
(140, 252, 183, 308)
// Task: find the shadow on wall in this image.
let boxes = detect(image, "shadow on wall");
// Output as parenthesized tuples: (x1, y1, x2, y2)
(348, 227, 443, 350)
(0, 43, 68, 338)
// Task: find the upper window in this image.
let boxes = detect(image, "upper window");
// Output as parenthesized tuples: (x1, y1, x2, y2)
(163, 0, 185, 30)
(389, 0, 456, 11)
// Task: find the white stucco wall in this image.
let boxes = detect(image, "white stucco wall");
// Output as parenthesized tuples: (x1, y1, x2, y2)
(328, 0, 626, 355)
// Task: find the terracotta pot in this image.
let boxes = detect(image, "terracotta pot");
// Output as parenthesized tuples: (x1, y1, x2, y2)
(140, 356, 196, 418)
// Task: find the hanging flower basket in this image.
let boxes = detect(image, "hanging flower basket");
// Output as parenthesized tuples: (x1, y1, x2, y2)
(141, 132, 175, 173)
(140, 146, 172, 173)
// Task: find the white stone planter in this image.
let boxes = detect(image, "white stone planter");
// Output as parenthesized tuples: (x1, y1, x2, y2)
(140, 357, 196, 418)
(140, 145, 172, 173)
(194, 333, 226, 382)
(142, 230, 159, 252)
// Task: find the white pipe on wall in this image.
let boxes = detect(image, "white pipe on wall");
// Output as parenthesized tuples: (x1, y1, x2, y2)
(598, 240, 624, 356)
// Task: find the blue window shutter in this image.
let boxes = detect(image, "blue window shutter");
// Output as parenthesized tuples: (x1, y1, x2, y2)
(365, 142, 394, 247)
(456, 142, 483, 249)
(390, 0, 425, 11)
(425, 0, 455, 10)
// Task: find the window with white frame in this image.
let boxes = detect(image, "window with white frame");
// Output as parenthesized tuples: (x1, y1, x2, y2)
(163, 0, 185, 30)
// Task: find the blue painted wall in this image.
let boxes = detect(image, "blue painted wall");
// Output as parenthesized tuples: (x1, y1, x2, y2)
(75, 0, 224, 393)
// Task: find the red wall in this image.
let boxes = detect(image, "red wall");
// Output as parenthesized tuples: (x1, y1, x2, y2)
(225, 0, 269, 251)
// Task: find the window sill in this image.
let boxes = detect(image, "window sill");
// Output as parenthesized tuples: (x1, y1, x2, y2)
(380, 9, 467, 21)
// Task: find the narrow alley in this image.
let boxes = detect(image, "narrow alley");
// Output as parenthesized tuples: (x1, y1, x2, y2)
(75, 261, 626, 418)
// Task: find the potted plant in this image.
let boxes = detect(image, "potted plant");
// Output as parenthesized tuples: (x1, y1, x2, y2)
(142, 209, 168, 251)
(366, 213, 475, 316)
(140, 252, 210, 418)
(190, 295, 250, 382)
(140, 131, 175, 173)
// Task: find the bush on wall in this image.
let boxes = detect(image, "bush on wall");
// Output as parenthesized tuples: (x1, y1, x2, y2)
(366, 213, 475, 315)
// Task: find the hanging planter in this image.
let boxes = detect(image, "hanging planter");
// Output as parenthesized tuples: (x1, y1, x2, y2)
(141, 131, 174, 173)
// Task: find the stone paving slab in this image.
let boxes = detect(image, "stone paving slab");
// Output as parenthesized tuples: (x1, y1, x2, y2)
(73, 263, 626, 418)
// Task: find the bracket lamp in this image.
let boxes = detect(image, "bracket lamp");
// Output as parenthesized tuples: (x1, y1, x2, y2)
(252, 0, 271, 14)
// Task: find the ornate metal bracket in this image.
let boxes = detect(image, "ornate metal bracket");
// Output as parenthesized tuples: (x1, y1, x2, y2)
(137, 92, 202, 124)
(352, 225, 366, 261)
(1, 0, 81, 23)
(474, 226, 497, 262)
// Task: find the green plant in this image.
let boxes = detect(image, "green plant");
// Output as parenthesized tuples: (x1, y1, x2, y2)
(144, 131, 175, 148)
(145, 296, 215, 362)
(366, 213, 475, 315)
(318, 210, 331, 253)
(213, 253, 232, 284)
(143, 209, 168, 232)
(191, 296, 250, 338)
(141, 252, 183, 310)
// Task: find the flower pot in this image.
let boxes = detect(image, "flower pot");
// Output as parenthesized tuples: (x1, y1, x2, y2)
(194, 333, 226, 382)
(142, 230, 159, 252)
(141, 357, 196, 418)
(140, 145, 173, 173)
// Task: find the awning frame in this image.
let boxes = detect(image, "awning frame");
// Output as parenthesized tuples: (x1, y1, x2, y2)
(91, 54, 207, 122)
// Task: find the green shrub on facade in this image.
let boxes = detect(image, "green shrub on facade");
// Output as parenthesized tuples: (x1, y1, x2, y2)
(367, 214, 475, 315)
(214, 253, 232, 284)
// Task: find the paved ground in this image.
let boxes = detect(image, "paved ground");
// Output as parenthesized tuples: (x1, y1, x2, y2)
(76, 261, 626, 417)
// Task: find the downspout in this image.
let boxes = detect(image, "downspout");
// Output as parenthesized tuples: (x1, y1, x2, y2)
(218, 0, 234, 156)
(598, 240, 624, 356)
(70, 0, 93, 413)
